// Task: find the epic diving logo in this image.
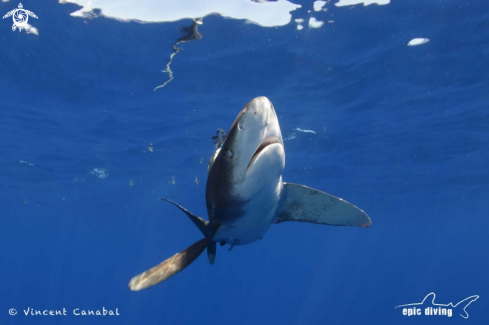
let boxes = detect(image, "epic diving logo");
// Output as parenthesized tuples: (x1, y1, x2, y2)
(3, 3, 38, 33)
(395, 292, 479, 319)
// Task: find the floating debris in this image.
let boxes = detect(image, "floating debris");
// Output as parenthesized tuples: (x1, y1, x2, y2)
(154, 18, 203, 91)
(294, 128, 316, 134)
(297, 24, 304, 30)
(194, 177, 199, 185)
(89, 168, 109, 179)
(169, 176, 176, 185)
(407, 38, 430, 46)
(129, 179, 134, 189)
(335, 0, 390, 6)
(283, 133, 297, 141)
(148, 145, 154, 152)
(200, 157, 203, 164)
(23, 199, 28, 204)
(19, 160, 35, 166)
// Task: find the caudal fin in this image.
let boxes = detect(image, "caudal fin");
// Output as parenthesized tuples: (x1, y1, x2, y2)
(454, 295, 479, 319)
(129, 224, 220, 291)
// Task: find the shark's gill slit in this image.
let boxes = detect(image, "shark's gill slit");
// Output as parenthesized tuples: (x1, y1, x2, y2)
(247, 137, 281, 170)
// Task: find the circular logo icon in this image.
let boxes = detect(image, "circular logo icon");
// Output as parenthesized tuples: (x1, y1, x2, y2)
(13, 9, 28, 28)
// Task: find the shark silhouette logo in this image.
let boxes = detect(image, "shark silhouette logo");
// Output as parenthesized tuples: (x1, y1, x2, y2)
(395, 292, 479, 319)
(3, 3, 38, 33)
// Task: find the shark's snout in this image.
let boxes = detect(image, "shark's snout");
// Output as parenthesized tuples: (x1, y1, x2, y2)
(232, 97, 281, 160)
(236, 96, 274, 131)
(216, 96, 282, 185)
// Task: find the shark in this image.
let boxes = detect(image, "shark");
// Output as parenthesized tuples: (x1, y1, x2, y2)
(129, 96, 371, 291)
(395, 292, 479, 319)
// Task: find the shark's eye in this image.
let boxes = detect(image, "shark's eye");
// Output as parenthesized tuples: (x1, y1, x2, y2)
(225, 150, 233, 158)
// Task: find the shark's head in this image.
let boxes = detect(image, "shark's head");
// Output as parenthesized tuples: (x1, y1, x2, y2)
(206, 97, 285, 221)
(217, 96, 283, 184)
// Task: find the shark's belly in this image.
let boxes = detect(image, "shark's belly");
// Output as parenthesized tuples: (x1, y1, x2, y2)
(214, 181, 283, 245)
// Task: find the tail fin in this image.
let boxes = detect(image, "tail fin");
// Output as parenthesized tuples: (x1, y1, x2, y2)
(129, 224, 220, 291)
(454, 295, 479, 319)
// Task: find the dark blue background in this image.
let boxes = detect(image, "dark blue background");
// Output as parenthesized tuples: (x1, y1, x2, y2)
(1, 0, 488, 324)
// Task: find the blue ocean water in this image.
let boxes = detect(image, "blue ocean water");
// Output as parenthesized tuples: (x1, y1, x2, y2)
(1, 0, 488, 324)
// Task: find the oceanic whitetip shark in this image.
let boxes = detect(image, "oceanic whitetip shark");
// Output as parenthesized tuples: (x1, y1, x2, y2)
(129, 96, 371, 291)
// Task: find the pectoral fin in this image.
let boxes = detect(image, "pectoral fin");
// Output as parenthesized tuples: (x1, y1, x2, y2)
(129, 224, 219, 291)
(274, 183, 371, 227)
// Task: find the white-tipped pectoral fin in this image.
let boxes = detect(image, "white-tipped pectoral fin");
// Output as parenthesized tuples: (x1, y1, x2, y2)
(274, 183, 371, 227)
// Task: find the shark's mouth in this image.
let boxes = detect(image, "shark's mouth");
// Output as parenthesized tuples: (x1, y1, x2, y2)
(247, 136, 281, 170)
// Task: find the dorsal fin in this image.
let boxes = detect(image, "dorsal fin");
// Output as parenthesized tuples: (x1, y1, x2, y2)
(159, 198, 212, 236)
